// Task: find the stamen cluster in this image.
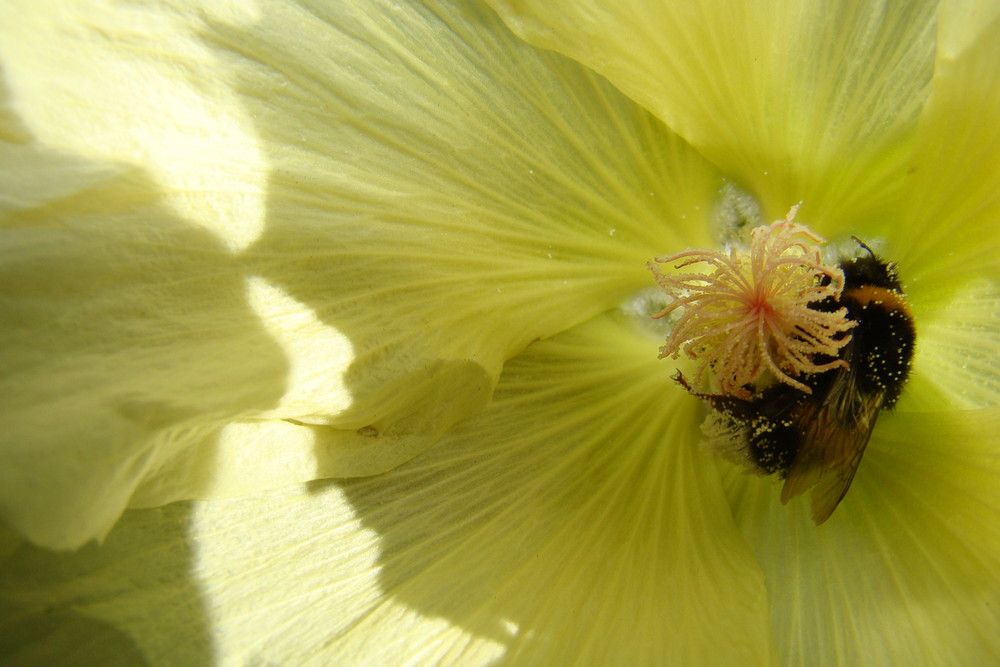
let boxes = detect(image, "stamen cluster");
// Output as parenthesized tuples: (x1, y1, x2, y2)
(648, 209, 855, 397)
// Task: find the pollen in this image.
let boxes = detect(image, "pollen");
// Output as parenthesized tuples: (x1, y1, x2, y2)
(648, 207, 856, 397)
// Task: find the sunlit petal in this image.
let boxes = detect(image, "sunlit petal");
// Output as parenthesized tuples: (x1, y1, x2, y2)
(129, 418, 455, 509)
(0, 0, 268, 250)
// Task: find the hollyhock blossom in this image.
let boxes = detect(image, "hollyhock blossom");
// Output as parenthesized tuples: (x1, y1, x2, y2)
(1, 0, 998, 664)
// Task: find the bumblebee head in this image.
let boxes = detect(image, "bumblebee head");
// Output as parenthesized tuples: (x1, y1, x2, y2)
(841, 238, 903, 292)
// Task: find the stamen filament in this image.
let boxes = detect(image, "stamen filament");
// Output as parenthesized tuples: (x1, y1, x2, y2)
(648, 207, 856, 397)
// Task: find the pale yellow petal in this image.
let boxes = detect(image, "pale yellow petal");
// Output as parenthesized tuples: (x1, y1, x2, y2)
(241, 0, 722, 413)
(892, 3, 1000, 299)
(0, 0, 286, 550)
(0, 170, 288, 550)
(906, 278, 1000, 411)
(723, 408, 1000, 664)
(129, 419, 443, 508)
(1, 0, 721, 548)
(487, 0, 937, 232)
(0, 506, 214, 666)
(883, 4, 1000, 415)
(0, 0, 268, 250)
(1, 314, 773, 664)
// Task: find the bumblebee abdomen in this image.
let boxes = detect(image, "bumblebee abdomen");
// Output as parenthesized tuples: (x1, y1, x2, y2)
(841, 285, 916, 406)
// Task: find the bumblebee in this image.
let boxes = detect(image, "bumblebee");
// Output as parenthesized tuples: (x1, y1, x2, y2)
(682, 242, 916, 524)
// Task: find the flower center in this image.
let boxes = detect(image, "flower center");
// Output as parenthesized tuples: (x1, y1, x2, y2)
(648, 206, 855, 398)
(747, 289, 774, 316)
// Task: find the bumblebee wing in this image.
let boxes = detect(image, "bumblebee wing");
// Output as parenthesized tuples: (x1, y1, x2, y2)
(780, 372, 884, 524)
(808, 422, 875, 525)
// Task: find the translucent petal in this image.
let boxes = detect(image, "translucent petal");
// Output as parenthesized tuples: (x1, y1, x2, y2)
(722, 408, 1000, 664)
(0, 507, 215, 666)
(487, 0, 937, 231)
(893, 3, 1000, 299)
(0, 314, 772, 664)
(0, 171, 289, 550)
(0, 0, 721, 547)
(0, 0, 269, 250)
(906, 278, 1000, 411)
(128, 418, 447, 509)
(238, 0, 722, 413)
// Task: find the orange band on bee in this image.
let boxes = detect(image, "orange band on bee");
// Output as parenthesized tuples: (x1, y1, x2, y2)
(844, 285, 912, 317)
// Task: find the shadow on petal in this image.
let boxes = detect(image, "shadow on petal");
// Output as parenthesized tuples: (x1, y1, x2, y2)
(333, 314, 773, 663)
(0, 149, 289, 548)
(722, 408, 1000, 664)
(0, 505, 211, 666)
(214, 0, 721, 476)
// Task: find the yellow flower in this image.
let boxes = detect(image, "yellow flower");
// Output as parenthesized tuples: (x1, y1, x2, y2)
(1, 0, 999, 664)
